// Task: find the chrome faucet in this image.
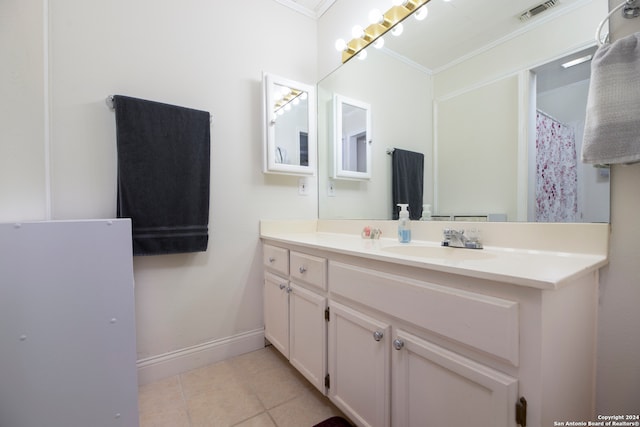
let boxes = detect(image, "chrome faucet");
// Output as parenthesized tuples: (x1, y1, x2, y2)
(441, 228, 483, 249)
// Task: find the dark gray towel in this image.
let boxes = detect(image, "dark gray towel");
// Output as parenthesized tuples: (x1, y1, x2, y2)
(114, 95, 210, 256)
(392, 148, 424, 220)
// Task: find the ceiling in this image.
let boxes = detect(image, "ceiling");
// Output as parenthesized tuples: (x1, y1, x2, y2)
(278, 0, 598, 72)
(382, 0, 592, 72)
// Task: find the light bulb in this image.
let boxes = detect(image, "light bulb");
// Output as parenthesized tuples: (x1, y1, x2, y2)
(373, 37, 385, 49)
(335, 38, 347, 52)
(392, 0, 409, 6)
(292, 98, 300, 106)
(300, 92, 308, 100)
(369, 9, 384, 24)
(357, 49, 368, 60)
(414, 5, 428, 20)
(351, 25, 365, 39)
(391, 23, 404, 36)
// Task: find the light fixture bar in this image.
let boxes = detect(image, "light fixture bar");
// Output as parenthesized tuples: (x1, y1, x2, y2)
(341, 0, 430, 63)
(561, 54, 593, 69)
(274, 89, 303, 114)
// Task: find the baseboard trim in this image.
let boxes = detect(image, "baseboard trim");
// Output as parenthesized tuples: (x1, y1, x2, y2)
(136, 328, 265, 385)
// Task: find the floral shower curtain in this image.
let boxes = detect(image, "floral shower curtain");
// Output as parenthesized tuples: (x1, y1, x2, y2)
(535, 111, 578, 222)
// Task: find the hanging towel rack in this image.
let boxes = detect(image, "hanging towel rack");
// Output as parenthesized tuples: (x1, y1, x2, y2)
(596, 0, 640, 46)
(105, 95, 213, 124)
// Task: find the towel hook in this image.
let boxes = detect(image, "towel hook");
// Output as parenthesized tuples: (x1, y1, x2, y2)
(596, 0, 640, 47)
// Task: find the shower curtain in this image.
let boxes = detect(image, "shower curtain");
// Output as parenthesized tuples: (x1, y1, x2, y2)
(535, 111, 578, 222)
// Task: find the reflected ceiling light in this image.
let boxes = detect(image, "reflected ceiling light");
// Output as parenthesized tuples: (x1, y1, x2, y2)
(357, 49, 368, 60)
(561, 54, 593, 68)
(369, 9, 384, 24)
(414, 5, 428, 20)
(273, 88, 304, 116)
(335, 38, 347, 52)
(391, 23, 404, 36)
(334, 0, 430, 63)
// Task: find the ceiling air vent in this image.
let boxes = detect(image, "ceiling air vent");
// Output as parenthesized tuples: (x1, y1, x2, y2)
(518, 0, 559, 22)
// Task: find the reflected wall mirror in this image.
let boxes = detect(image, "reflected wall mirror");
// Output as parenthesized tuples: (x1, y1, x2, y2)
(318, 0, 610, 223)
(263, 72, 316, 175)
(333, 94, 372, 180)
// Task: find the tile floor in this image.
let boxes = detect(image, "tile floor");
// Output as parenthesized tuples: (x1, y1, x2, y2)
(138, 345, 347, 427)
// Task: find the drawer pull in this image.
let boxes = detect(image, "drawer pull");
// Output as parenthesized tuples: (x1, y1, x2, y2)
(286, 286, 292, 294)
(373, 331, 384, 342)
(299, 266, 307, 274)
(268, 257, 276, 263)
(393, 339, 405, 351)
(279, 284, 286, 290)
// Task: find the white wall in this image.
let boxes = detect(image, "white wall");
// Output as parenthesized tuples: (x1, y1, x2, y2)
(0, 1, 47, 221)
(2, 0, 317, 382)
(596, 3, 640, 414)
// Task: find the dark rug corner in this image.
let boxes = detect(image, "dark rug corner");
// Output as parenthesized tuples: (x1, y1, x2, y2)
(313, 416, 353, 427)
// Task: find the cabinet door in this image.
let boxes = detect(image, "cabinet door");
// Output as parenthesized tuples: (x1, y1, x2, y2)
(328, 301, 390, 427)
(289, 283, 327, 393)
(264, 272, 290, 358)
(392, 329, 518, 427)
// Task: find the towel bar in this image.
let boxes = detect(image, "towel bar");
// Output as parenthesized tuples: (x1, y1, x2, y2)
(105, 95, 213, 124)
(596, 0, 639, 46)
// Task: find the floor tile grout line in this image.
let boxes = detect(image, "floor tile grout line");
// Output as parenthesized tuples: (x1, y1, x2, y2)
(177, 373, 193, 427)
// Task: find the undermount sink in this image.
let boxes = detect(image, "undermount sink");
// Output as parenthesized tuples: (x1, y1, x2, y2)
(381, 245, 496, 261)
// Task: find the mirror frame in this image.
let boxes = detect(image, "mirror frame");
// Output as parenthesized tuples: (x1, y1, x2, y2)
(262, 72, 317, 176)
(333, 94, 372, 180)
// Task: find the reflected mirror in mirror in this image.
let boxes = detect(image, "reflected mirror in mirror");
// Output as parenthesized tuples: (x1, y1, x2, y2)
(318, 0, 609, 223)
(334, 94, 372, 180)
(263, 73, 316, 175)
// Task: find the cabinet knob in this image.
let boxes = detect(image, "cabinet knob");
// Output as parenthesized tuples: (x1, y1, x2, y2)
(268, 257, 275, 263)
(279, 284, 286, 290)
(286, 286, 292, 294)
(299, 266, 307, 274)
(393, 339, 405, 351)
(373, 331, 384, 342)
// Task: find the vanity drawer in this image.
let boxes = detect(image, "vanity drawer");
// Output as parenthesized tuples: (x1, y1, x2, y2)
(263, 244, 289, 276)
(329, 261, 519, 366)
(290, 251, 327, 291)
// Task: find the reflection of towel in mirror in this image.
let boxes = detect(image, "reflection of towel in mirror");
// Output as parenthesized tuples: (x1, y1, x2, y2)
(114, 95, 210, 256)
(392, 148, 424, 220)
(582, 32, 640, 165)
(275, 146, 289, 164)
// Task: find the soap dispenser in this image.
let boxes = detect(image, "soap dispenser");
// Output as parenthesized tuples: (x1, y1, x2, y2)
(397, 204, 411, 243)
(420, 204, 432, 221)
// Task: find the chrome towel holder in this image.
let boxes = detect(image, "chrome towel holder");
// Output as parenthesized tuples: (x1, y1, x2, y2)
(596, 0, 640, 46)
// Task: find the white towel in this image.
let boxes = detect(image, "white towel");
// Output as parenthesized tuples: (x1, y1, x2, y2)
(582, 32, 640, 165)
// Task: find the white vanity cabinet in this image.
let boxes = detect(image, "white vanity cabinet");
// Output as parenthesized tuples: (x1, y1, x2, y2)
(326, 259, 597, 427)
(327, 269, 518, 427)
(262, 244, 328, 393)
(261, 228, 601, 427)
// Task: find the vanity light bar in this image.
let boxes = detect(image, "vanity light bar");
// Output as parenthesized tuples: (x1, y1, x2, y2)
(340, 0, 431, 64)
(274, 89, 303, 114)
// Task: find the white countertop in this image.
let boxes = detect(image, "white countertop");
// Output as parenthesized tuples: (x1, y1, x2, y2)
(260, 220, 609, 290)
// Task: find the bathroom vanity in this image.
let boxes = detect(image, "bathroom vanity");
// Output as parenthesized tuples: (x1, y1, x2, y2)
(261, 220, 608, 427)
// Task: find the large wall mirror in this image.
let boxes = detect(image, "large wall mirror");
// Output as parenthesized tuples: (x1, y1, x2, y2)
(318, 0, 610, 223)
(263, 73, 316, 175)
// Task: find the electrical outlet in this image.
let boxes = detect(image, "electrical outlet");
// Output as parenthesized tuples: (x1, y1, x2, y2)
(328, 180, 336, 197)
(298, 177, 309, 196)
